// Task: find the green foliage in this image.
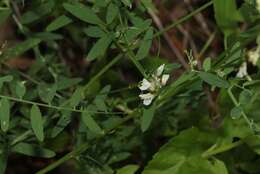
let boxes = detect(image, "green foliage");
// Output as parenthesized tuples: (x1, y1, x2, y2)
(0, 0, 260, 173)
(30, 105, 44, 142)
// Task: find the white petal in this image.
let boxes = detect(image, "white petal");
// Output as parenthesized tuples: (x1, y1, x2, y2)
(156, 64, 165, 76)
(139, 79, 151, 91)
(161, 74, 170, 86)
(236, 62, 248, 78)
(139, 93, 155, 106)
(248, 49, 259, 65)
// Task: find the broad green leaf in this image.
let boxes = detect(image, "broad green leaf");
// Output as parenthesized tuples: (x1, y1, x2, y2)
(0, 9, 11, 26)
(83, 26, 106, 38)
(63, 2, 104, 26)
(136, 28, 153, 60)
(0, 38, 41, 60)
(213, 0, 241, 36)
(87, 34, 113, 61)
(12, 143, 55, 158)
(106, 3, 119, 24)
(141, 106, 156, 132)
(0, 75, 13, 90)
(30, 105, 44, 141)
(0, 98, 10, 132)
(199, 72, 229, 88)
(51, 112, 72, 138)
(239, 90, 252, 106)
(15, 81, 26, 99)
(82, 111, 103, 134)
(37, 83, 57, 104)
(142, 128, 227, 174)
(203, 58, 211, 72)
(230, 106, 242, 119)
(117, 165, 139, 174)
(46, 15, 72, 32)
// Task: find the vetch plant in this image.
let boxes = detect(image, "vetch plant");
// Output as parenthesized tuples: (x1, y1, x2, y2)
(0, 0, 260, 174)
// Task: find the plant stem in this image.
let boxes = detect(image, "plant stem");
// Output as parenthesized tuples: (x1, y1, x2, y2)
(154, 1, 213, 37)
(202, 140, 244, 158)
(227, 87, 252, 127)
(83, 54, 123, 91)
(115, 41, 148, 79)
(0, 95, 123, 115)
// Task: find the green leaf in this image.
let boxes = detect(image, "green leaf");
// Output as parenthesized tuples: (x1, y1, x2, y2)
(0, 75, 13, 91)
(0, 38, 41, 61)
(0, 9, 11, 26)
(69, 87, 84, 107)
(37, 83, 57, 104)
(20, 1, 55, 24)
(106, 3, 119, 24)
(46, 15, 72, 32)
(121, 0, 132, 8)
(0, 98, 10, 132)
(51, 112, 72, 138)
(82, 110, 104, 134)
(117, 165, 139, 174)
(141, 106, 156, 132)
(230, 106, 242, 119)
(136, 28, 153, 60)
(63, 2, 104, 26)
(56, 77, 82, 90)
(203, 58, 211, 72)
(142, 128, 227, 174)
(244, 135, 260, 155)
(83, 26, 106, 38)
(12, 143, 55, 158)
(94, 85, 111, 111)
(198, 72, 229, 88)
(87, 34, 113, 61)
(30, 105, 44, 141)
(239, 90, 252, 106)
(213, 0, 241, 36)
(15, 81, 26, 99)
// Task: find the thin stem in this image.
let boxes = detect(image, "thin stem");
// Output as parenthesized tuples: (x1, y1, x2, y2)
(0, 95, 124, 115)
(198, 31, 216, 59)
(116, 43, 148, 79)
(154, 1, 213, 37)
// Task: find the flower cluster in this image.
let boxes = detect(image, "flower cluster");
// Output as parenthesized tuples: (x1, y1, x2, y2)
(138, 64, 170, 106)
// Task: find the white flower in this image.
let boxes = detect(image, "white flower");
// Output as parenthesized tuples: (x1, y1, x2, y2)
(161, 74, 170, 86)
(156, 64, 165, 76)
(139, 78, 151, 91)
(248, 49, 259, 65)
(237, 62, 248, 78)
(138, 64, 170, 105)
(139, 93, 155, 106)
